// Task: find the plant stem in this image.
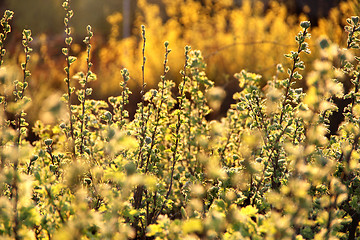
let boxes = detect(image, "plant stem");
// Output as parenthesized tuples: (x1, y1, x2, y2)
(80, 26, 93, 155)
(154, 46, 190, 221)
(144, 44, 171, 174)
(137, 25, 147, 169)
(63, 0, 75, 143)
(279, 29, 308, 125)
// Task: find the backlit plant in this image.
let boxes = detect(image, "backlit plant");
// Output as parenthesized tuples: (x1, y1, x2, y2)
(0, 1, 360, 239)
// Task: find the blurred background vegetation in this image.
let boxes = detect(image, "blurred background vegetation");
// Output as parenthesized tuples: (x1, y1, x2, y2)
(0, 0, 359, 127)
(1, 0, 353, 37)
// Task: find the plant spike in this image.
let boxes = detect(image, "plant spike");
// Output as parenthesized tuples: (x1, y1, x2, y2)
(0, 10, 14, 67)
(62, 0, 76, 145)
(79, 25, 94, 155)
(137, 24, 148, 169)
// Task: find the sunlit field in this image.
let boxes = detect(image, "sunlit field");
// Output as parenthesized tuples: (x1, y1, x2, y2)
(0, 0, 360, 239)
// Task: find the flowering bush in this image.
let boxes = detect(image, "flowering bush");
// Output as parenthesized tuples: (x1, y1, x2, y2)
(0, 1, 360, 239)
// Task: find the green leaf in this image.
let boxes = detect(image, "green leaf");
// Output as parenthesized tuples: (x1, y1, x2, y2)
(22, 29, 31, 38)
(351, 16, 359, 25)
(62, 48, 68, 55)
(68, 56, 77, 65)
(65, 37, 73, 45)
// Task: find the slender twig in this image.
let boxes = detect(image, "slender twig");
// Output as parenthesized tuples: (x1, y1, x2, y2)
(144, 42, 171, 174)
(279, 29, 308, 125)
(133, 26, 148, 211)
(14, 30, 32, 146)
(137, 25, 147, 169)
(264, 26, 309, 191)
(10, 29, 32, 240)
(80, 26, 93, 155)
(63, 0, 75, 142)
(133, 26, 148, 239)
(153, 46, 191, 221)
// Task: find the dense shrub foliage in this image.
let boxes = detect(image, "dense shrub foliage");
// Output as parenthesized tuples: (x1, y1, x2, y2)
(0, 1, 360, 239)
